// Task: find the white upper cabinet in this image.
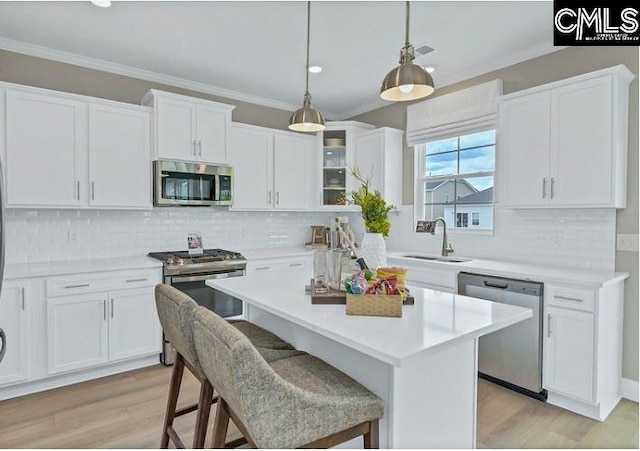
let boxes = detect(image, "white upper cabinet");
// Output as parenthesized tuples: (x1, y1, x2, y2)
(317, 121, 375, 210)
(1, 83, 153, 210)
(499, 91, 551, 207)
(273, 132, 314, 210)
(232, 125, 273, 210)
(498, 65, 633, 208)
(4, 89, 86, 208)
(143, 90, 235, 165)
(231, 123, 315, 211)
(88, 104, 151, 208)
(354, 127, 404, 208)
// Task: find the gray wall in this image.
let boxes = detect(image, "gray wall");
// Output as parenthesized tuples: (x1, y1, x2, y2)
(352, 46, 639, 382)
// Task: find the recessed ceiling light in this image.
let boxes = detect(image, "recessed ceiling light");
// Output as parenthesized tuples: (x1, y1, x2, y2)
(90, 0, 112, 7)
(424, 65, 437, 74)
(308, 65, 322, 74)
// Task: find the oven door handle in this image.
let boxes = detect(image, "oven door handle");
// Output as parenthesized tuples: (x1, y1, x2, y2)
(169, 270, 245, 284)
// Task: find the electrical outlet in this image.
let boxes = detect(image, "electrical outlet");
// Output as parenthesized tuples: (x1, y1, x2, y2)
(617, 234, 639, 252)
(68, 230, 78, 244)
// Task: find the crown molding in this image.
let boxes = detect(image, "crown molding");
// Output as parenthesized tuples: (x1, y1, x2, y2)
(0, 36, 305, 113)
(339, 40, 565, 120)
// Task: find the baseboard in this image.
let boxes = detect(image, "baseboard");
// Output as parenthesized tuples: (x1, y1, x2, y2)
(621, 377, 639, 402)
(0, 354, 160, 401)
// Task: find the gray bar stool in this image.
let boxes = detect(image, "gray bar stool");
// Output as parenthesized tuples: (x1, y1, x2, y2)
(192, 306, 385, 449)
(154, 284, 300, 448)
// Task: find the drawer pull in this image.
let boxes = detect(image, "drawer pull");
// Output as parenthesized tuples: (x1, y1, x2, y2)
(255, 266, 270, 271)
(64, 284, 90, 289)
(126, 278, 147, 283)
(554, 295, 583, 303)
(289, 263, 303, 267)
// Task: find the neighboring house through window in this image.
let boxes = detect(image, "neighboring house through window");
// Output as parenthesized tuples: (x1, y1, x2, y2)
(417, 129, 496, 230)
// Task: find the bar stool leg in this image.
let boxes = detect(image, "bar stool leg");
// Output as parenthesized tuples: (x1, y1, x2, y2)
(193, 379, 214, 448)
(211, 398, 231, 449)
(363, 420, 379, 449)
(160, 353, 185, 448)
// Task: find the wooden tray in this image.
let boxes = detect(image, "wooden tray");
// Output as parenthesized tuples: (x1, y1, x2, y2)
(308, 280, 414, 305)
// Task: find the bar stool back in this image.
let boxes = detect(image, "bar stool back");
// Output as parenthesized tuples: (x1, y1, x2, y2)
(192, 306, 385, 449)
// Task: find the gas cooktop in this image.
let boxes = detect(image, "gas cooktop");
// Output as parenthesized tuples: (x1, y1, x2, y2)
(148, 248, 247, 275)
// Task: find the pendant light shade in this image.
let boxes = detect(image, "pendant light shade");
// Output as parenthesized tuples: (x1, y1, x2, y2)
(289, 1, 325, 132)
(380, 1, 434, 102)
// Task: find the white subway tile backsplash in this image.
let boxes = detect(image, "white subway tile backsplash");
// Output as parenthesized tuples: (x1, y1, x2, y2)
(387, 205, 616, 271)
(5, 208, 360, 264)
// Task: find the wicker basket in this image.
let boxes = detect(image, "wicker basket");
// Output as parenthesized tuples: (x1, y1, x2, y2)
(346, 294, 403, 318)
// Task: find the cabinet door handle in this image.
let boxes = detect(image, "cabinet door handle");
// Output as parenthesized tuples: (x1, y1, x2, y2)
(276, 191, 280, 205)
(542, 177, 546, 199)
(289, 262, 303, 267)
(111, 298, 114, 318)
(550, 177, 555, 199)
(198, 140, 202, 156)
(103, 300, 107, 321)
(77, 181, 80, 201)
(267, 190, 272, 204)
(91, 182, 95, 201)
(64, 284, 90, 289)
(547, 314, 552, 337)
(193, 140, 197, 156)
(21, 287, 25, 311)
(554, 295, 583, 303)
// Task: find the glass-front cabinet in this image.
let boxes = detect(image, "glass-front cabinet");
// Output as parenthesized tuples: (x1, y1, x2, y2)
(317, 121, 375, 210)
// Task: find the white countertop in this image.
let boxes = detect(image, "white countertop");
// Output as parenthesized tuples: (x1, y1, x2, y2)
(208, 267, 531, 367)
(240, 247, 312, 261)
(3, 256, 162, 280)
(387, 252, 629, 288)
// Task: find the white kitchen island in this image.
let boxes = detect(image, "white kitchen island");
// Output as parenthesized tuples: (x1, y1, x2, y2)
(208, 268, 531, 448)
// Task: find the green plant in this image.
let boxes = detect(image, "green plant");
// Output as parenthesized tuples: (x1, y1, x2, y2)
(347, 167, 395, 237)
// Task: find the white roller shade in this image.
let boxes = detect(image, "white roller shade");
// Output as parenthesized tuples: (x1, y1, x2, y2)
(406, 79, 503, 146)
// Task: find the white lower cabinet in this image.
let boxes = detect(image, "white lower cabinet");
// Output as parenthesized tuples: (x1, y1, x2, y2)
(47, 294, 109, 375)
(46, 270, 161, 376)
(544, 306, 594, 402)
(108, 288, 159, 361)
(543, 282, 624, 421)
(0, 281, 30, 386)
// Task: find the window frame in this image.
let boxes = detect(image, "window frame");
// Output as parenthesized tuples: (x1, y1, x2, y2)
(413, 129, 497, 236)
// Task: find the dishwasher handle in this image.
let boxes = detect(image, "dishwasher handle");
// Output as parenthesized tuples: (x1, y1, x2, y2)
(483, 280, 509, 289)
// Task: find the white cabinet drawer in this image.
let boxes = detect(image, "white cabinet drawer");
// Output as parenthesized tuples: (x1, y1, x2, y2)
(46, 269, 160, 297)
(247, 257, 310, 275)
(405, 266, 457, 290)
(547, 285, 595, 312)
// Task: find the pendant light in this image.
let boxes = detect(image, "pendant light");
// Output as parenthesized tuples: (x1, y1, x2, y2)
(289, 1, 325, 132)
(380, 1, 434, 102)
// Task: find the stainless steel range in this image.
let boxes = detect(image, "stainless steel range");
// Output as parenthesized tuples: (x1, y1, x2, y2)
(148, 248, 247, 365)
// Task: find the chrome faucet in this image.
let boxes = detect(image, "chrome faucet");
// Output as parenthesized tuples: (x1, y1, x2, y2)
(417, 217, 454, 256)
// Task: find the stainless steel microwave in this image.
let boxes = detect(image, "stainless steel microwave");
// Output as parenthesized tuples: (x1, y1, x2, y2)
(153, 160, 233, 206)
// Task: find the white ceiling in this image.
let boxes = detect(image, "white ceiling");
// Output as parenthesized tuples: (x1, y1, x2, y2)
(0, 1, 557, 118)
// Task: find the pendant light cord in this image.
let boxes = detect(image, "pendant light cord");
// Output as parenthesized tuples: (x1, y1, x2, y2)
(305, 1, 311, 96)
(405, 0, 410, 47)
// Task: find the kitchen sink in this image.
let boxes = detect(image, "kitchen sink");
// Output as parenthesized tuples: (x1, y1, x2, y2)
(401, 255, 472, 263)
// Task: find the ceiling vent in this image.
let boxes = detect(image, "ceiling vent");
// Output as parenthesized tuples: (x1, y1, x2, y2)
(414, 43, 435, 57)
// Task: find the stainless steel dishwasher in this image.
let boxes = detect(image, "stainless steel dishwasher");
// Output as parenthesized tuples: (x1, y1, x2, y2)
(458, 272, 546, 400)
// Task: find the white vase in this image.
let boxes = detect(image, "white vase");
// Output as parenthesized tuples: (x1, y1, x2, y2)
(359, 232, 387, 269)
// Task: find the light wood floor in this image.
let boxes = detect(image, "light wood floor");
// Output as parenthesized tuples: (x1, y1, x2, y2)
(0, 364, 637, 448)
